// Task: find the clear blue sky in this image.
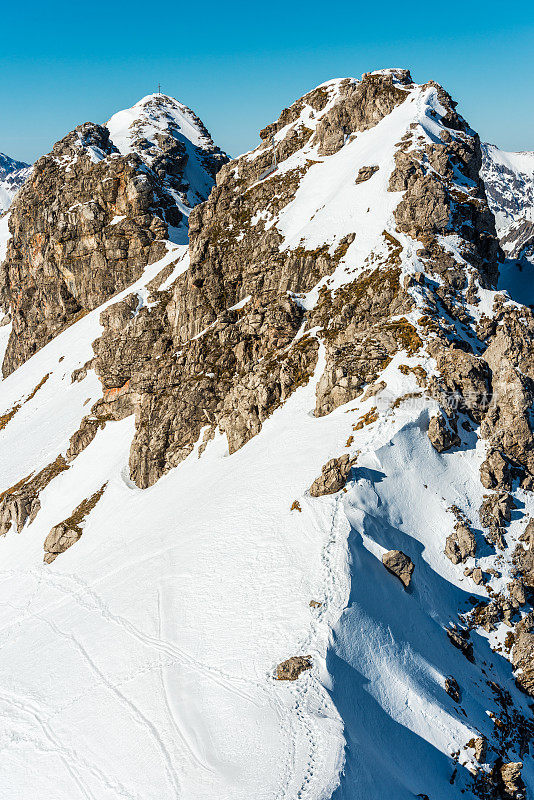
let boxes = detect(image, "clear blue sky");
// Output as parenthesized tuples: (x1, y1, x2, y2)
(1, 0, 533, 164)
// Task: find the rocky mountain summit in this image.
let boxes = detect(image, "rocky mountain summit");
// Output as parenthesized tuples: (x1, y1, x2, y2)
(0, 152, 31, 213)
(1, 72, 534, 800)
(0, 94, 227, 376)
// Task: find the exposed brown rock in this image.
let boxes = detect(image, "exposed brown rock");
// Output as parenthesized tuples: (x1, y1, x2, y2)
(0, 111, 226, 377)
(275, 655, 312, 681)
(445, 522, 476, 564)
(512, 612, 534, 696)
(480, 308, 534, 487)
(472, 736, 487, 763)
(513, 519, 534, 592)
(0, 455, 69, 537)
(479, 492, 515, 528)
(445, 676, 461, 702)
(355, 165, 379, 184)
(43, 483, 107, 563)
(447, 627, 474, 662)
(381, 550, 414, 588)
(499, 761, 525, 799)
(428, 411, 460, 452)
(480, 449, 514, 491)
(315, 71, 410, 157)
(309, 455, 355, 497)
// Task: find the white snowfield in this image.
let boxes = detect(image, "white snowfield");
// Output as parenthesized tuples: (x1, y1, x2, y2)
(1, 75, 533, 800)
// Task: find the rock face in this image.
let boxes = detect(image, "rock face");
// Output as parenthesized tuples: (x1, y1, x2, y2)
(498, 761, 525, 800)
(381, 550, 414, 588)
(275, 656, 312, 681)
(309, 455, 355, 497)
(0, 455, 69, 537)
(68, 68, 510, 494)
(43, 484, 106, 564)
(428, 411, 460, 453)
(513, 518, 534, 590)
(355, 164, 379, 183)
(445, 522, 476, 564)
(512, 612, 534, 696)
(0, 96, 227, 376)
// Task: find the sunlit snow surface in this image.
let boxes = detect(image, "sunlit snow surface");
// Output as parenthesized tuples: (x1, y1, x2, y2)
(1, 79, 534, 800)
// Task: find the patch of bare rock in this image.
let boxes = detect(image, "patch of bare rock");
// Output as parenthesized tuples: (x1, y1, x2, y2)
(275, 656, 312, 681)
(381, 550, 414, 588)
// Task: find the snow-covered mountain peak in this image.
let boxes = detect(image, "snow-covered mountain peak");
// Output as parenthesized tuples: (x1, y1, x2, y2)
(107, 93, 218, 153)
(106, 92, 227, 211)
(0, 152, 31, 213)
(0, 152, 29, 180)
(481, 142, 534, 257)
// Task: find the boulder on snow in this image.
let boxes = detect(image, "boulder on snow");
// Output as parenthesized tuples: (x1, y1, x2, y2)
(428, 411, 460, 453)
(43, 522, 81, 564)
(355, 164, 379, 184)
(447, 627, 474, 663)
(445, 522, 476, 564)
(381, 550, 414, 588)
(275, 655, 312, 681)
(309, 454, 355, 497)
(444, 676, 460, 702)
(472, 736, 487, 763)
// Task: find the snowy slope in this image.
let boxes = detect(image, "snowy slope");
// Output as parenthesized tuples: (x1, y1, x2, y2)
(1, 73, 533, 800)
(0, 153, 31, 213)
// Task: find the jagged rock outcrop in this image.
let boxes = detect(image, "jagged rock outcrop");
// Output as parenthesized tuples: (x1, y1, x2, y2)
(480, 306, 534, 488)
(381, 550, 414, 588)
(0, 455, 69, 537)
(309, 454, 355, 497)
(498, 761, 525, 800)
(513, 518, 534, 591)
(445, 676, 461, 702)
(43, 484, 106, 563)
(355, 164, 379, 183)
(0, 98, 227, 376)
(447, 627, 475, 662)
(428, 410, 460, 452)
(445, 522, 477, 564)
(512, 612, 534, 696)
